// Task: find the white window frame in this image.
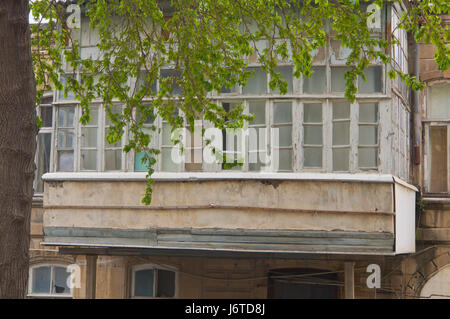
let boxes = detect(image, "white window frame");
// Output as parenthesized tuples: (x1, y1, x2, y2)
(28, 264, 73, 298)
(34, 93, 55, 195)
(131, 106, 158, 172)
(52, 54, 389, 174)
(53, 103, 128, 172)
(103, 104, 126, 171)
(300, 100, 326, 171)
(54, 104, 78, 172)
(271, 99, 295, 172)
(357, 100, 380, 170)
(80, 105, 100, 171)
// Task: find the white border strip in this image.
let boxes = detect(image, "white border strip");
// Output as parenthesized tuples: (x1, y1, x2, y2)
(41, 172, 405, 183)
(40, 240, 397, 256)
(393, 176, 419, 192)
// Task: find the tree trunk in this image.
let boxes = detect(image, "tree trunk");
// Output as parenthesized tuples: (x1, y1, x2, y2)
(0, 0, 37, 298)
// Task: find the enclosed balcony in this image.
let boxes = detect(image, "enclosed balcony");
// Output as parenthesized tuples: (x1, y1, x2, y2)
(41, 172, 416, 256)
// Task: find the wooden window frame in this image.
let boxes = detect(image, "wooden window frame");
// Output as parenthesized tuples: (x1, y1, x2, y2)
(423, 82, 450, 194)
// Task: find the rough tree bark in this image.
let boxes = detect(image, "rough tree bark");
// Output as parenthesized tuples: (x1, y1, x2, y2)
(0, 0, 37, 298)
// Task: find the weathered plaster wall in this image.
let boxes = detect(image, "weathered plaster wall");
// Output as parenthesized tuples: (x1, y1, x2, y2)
(43, 179, 394, 233)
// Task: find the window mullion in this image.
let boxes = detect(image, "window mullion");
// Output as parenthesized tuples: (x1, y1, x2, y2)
(154, 268, 158, 298)
(100, 104, 104, 171)
(123, 113, 129, 172)
(324, 100, 332, 172)
(448, 123, 450, 192)
(296, 100, 303, 171)
(49, 266, 54, 295)
(242, 100, 249, 172)
(425, 123, 431, 192)
(350, 101, 358, 172)
(74, 105, 80, 172)
(157, 115, 162, 172)
(269, 100, 274, 172)
(52, 108, 58, 172)
(97, 105, 102, 171)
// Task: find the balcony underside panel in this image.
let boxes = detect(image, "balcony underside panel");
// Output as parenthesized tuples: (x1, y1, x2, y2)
(43, 227, 395, 255)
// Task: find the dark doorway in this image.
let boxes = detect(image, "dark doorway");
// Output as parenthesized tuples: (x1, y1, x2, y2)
(268, 268, 339, 299)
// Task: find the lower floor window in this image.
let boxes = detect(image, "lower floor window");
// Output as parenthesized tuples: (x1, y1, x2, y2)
(28, 265, 72, 298)
(426, 124, 449, 193)
(131, 266, 176, 298)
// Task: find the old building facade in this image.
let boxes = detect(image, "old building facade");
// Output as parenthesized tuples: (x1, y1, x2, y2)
(27, 2, 449, 299)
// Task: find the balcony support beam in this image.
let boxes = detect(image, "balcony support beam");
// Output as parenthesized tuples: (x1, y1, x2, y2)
(86, 255, 98, 299)
(344, 261, 355, 299)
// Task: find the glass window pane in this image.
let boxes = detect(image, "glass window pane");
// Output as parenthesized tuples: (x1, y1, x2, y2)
(277, 149, 292, 171)
(359, 126, 378, 145)
(58, 107, 75, 127)
(222, 102, 240, 113)
(331, 67, 352, 92)
(249, 151, 268, 171)
(186, 124, 202, 149)
(225, 129, 243, 154)
(272, 66, 293, 94)
(358, 66, 382, 93)
(333, 102, 350, 119)
(161, 148, 178, 172)
(105, 128, 122, 148)
(220, 76, 239, 94)
(248, 127, 267, 152)
(358, 147, 378, 168)
(81, 150, 97, 170)
(333, 122, 350, 145)
(156, 270, 175, 298)
(304, 126, 322, 145)
(105, 149, 122, 171)
(32, 266, 51, 294)
(41, 106, 53, 127)
(162, 123, 173, 145)
(57, 130, 74, 149)
(135, 151, 153, 171)
(57, 151, 74, 172)
(274, 102, 292, 124)
(85, 106, 99, 125)
(243, 67, 267, 94)
(59, 74, 76, 100)
(105, 105, 122, 126)
(160, 69, 183, 95)
(304, 103, 322, 123)
(185, 148, 203, 166)
(40, 96, 53, 105)
(430, 126, 448, 192)
(249, 101, 266, 125)
(304, 147, 323, 168)
(134, 269, 154, 297)
(274, 126, 292, 147)
(429, 84, 450, 119)
(53, 267, 70, 294)
(137, 110, 154, 125)
(137, 71, 157, 94)
(333, 148, 349, 171)
(359, 103, 378, 123)
(303, 66, 326, 94)
(35, 133, 51, 193)
(249, 162, 263, 172)
(81, 127, 97, 147)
